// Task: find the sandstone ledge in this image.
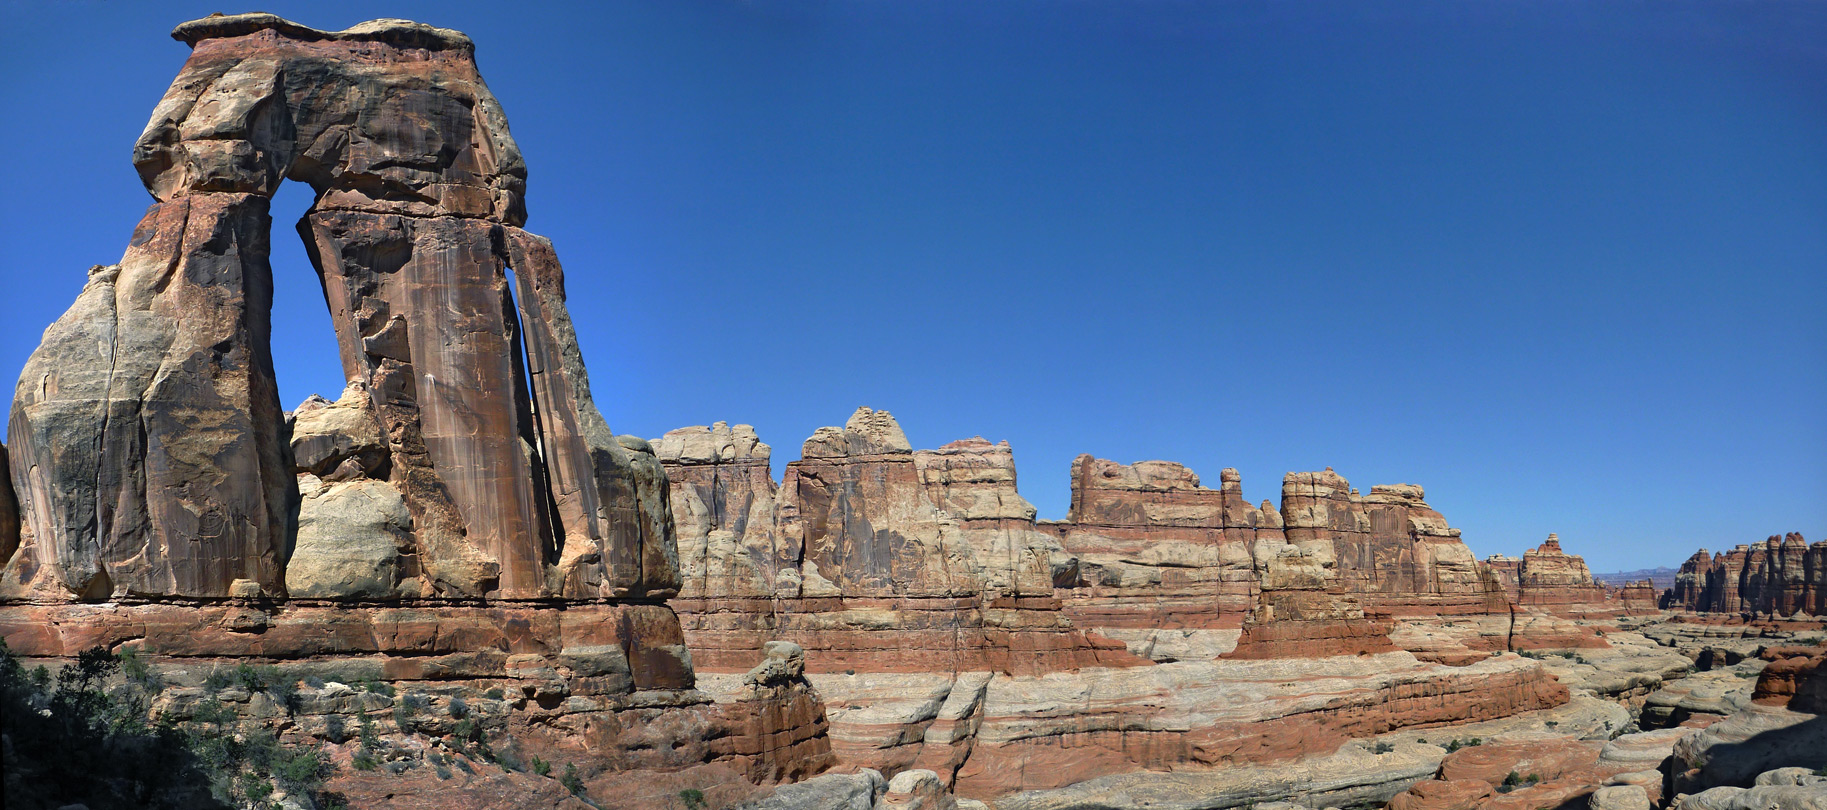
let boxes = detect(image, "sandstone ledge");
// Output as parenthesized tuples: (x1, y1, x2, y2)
(171, 12, 474, 51)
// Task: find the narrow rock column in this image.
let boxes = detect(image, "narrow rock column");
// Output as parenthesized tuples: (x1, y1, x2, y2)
(505, 228, 679, 598)
(9, 193, 289, 598)
(303, 211, 552, 597)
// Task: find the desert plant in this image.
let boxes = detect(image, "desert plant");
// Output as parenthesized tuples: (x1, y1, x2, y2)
(533, 755, 552, 776)
(1497, 771, 1522, 793)
(562, 762, 587, 796)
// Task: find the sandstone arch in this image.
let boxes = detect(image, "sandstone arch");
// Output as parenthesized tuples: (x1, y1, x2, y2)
(5, 14, 676, 601)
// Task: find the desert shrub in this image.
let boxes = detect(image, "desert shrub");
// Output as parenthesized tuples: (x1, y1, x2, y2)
(204, 668, 234, 691)
(394, 692, 430, 730)
(191, 697, 238, 726)
(494, 745, 525, 772)
(562, 762, 586, 796)
(0, 640, 337, 810)
(448, 695, 469, 718)
(117, 647, 163, 694)
(361, 680, 395, 697)
(533, 755, 553, 776)
(681, 788, 707, 809)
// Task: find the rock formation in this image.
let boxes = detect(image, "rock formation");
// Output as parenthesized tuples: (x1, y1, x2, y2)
(1042, 457, 1269, 629)
(5, 12, 676, 603)
(0, 14, 831, 810)
(658, 411, 1136, 675)
(658, 411, 1614, 802)
(1280, 474, 1508, 618)
(1665, 534, 1826, 618)
(16, 12, 1820, 810)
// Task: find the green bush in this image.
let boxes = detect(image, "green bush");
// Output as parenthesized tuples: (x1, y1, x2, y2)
(117, 647, 163, 694)
(360, 680, 396, 697)
(0, 640, 335, 810)
(562, 762, 587, 796)
(533, 755, 552, 776)
(681, 788, 707, 810)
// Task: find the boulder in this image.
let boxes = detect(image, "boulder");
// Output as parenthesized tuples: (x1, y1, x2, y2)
(285, 478, 412, 599)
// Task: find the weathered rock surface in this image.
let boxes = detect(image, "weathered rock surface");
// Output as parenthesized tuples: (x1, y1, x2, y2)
(1667, 535, 1827, 618)
(1672, 780, 1827, 810)
(694, 651, 1569, 802)
(3, 11, 674, 601)
(1389, 725, 1687, 810)
(1045, 458, 1270, 629)
(1282, 474, 1509, 618)
(0, 13, 837, 810)
(287, 477, 415, 598)
(659, 410, 1141, 675)
(1669, 641, 1827, 797)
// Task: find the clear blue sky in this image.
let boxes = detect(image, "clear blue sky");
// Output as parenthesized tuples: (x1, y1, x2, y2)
(2, 1, 1822, 573)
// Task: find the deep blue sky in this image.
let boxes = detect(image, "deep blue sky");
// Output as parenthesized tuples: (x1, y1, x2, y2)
(2, 2, 1822, 572)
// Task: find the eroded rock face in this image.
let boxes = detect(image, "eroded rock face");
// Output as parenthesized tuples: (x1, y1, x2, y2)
(0, 14, 839, 808)
(1667, 535, 1827, 618)
(3, 13, 675, 601)
(1281, 472, 1509, 618)
(0, 443, 18, 571)
(1047, 457, 1270, 630)
(287, 477, 414, 599)
(659, 409, 1138, 674)
(1516, 534, 1608, 609)
(9, 197, 290, 599)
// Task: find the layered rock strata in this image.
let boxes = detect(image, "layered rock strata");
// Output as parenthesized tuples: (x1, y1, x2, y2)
(1666, 534, 1826, 618)
(1669, 640, 1827, 798)
(658, 413, 1137, 675)
(1280, 474, 1509, 618)
(6, 13, 676, 603)
(1042, 457, 1270, 629)
(662, 413, 1642, 670)
(660, 412, 1608, 804)
(0, 14, 830, 809)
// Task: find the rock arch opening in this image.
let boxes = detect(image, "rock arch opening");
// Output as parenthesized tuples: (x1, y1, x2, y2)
(5, 14, 678, 603)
